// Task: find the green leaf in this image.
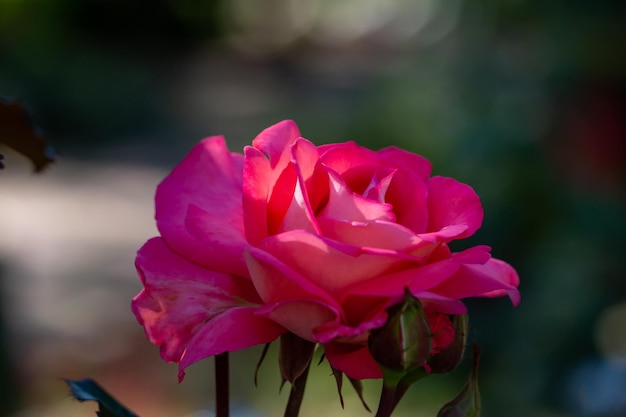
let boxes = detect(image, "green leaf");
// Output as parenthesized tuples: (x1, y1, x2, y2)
(65, 378, 139, 417)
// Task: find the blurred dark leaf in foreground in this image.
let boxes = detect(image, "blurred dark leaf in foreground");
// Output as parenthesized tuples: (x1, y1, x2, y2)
(0, 98, 56, 172)
(66, 379, 139, 417)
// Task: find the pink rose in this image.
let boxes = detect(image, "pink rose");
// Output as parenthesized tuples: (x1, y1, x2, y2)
(132, 120, 519, 381)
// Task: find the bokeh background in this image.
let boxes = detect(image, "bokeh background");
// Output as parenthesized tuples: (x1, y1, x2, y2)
(1, 1, 626, 416)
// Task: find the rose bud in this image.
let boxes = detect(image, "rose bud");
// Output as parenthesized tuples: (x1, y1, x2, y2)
(437, 344, 481, 417)
(368, 289, 432, 375)
(428, 313, 469, 374)
(279, 332, 316, 386)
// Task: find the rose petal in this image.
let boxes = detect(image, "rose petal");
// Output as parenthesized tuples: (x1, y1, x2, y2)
(132, 238, 273, 369)
(244, 246, 339, 307)
(385, 167, 429, 233)
(362, 169, 395, 203)
(317, 218, 430, 252)
(156, 136, 248, 276)
(341, 258, 461, 300)
(252, 119, 301, 171)
(324, 342, 383, 379)
(320, 169, 395, 223)
(277, 138, 322, 234)
(243, 146, 272, 244)
(179, 307, 285, 380)
(377, 146, 432, 181)
(318, 142, 379, 188)
(256, 230, 414, 297)
(416, 292, 468, 315)
(243, 121, 302, 244)
(426, 176, 484, 239)
(255, 299, 338, 341)
(429, 258, 521, 305)
(313, 307, 388, 344)
(341, 245, 493, 302)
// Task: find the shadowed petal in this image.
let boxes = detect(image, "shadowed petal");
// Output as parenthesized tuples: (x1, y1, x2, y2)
(324, 342, 383, 379)
(255, 299, 338, 341)
(178, 307, 284, 380)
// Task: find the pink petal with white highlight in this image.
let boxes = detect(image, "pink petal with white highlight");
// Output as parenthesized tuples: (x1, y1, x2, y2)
(156, 136, 248, 276)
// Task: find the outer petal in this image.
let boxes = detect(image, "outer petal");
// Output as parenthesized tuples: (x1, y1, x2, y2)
(426, 176, 484, 239)
(340, 246, 492, 301)
(178, 307, 284, 380)
(132, 238, 282, 377)
(156, 136, 248, 276)
(324, 342, 383, 379)
(429, 258, 521, 305)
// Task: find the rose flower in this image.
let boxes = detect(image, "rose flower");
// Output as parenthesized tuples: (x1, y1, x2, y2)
(132, 121, 519, 381)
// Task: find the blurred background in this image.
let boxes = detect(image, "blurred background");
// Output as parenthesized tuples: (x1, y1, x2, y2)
(1, 0, 625, 416)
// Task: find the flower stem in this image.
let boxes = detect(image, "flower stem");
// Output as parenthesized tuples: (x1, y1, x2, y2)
(215, 352, 229, 417)
(375, 382, 397, 417)
(283, 358, 311, 417)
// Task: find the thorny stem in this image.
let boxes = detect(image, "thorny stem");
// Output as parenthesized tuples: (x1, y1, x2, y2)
(215, 352, 229, 417)
(283, 358, 311, 417)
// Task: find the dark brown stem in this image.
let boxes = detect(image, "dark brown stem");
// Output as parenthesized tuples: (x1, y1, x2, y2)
(375, 382, 397, 417)
(215, 352, 229, 417)
(283, 358, 311, 417)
